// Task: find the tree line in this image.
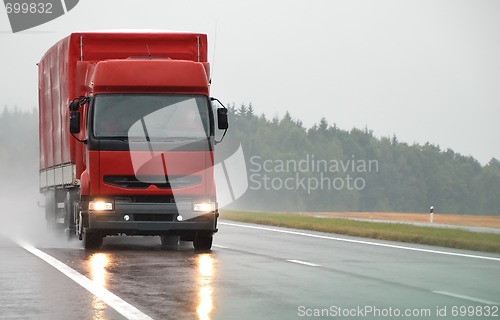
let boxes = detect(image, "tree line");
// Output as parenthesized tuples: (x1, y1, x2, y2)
(223, 104, 500, 215)
(0, 107, 38, 184)
(1, 105, 498, 215)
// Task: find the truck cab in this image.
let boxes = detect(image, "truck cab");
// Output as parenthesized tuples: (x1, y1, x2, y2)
(39, 32, 228, 249)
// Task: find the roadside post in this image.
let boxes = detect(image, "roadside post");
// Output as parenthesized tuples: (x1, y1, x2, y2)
(429, 206, 434, 223)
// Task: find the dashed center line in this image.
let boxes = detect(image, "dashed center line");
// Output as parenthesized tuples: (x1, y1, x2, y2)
(433, 291, 500, 305)
(213, 244, 230, 249)
(287, 259, 321, 267)
(215, 244, 321, 267)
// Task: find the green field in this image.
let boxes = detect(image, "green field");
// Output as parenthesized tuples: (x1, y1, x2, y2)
(220, 210, 500, 254)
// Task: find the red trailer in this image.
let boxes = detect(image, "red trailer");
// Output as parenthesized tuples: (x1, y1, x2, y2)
(38, 31, 228, 249)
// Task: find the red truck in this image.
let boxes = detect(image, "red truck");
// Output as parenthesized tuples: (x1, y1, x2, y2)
(38, 31, 228, 249)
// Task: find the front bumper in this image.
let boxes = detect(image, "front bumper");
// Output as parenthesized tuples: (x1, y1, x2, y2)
(87, 201, 218, 236)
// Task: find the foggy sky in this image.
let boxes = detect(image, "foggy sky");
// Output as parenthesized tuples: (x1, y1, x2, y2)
(0, 0, 499, 164)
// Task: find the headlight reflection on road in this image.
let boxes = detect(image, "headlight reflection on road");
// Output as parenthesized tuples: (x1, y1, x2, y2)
(197, 254, 214, 320)
(89, 253, 109, 287)
(89, 253, 110, 320)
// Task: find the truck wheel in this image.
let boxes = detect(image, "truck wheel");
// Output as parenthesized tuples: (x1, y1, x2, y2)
(193, 233, 213, 251)
(160, 235, 180, 249)
(64, 192, 76, 241)
(83, 230, 102, 249)
(44, 190, 57, 232)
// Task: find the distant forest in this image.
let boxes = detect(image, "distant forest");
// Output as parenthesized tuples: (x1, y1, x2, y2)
(1, 105, 499, 215)
(0, 107, 38, 183)
(223, 104, 500, 215)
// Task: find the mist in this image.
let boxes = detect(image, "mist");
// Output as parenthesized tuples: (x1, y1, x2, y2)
(0, 108, 80, 248)
(0, 163, 77, 248)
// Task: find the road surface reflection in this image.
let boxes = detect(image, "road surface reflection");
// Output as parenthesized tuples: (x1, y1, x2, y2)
(90, 253, 109, 287)
(197, 254, 214, 320)
(77, 238, 219, 320)
(88, 253, 110, 320)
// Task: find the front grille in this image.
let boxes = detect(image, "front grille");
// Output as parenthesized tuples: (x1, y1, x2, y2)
(134, 214, 175, 222)
(95, 213, 176, 222)
(104, 175, 201, 189)
(116, 196, 176, 203)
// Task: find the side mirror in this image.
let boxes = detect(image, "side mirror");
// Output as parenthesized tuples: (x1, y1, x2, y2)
(217, 108, 228, 130)
(69, 111, 80, 133)
(69, 100, 80, 112)
(68, 97, 90, 135)
(68, 97, 90, 142)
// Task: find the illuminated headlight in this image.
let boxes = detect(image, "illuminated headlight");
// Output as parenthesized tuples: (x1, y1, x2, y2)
(89, 200, 114, 211)
(193, 202, 216, 212)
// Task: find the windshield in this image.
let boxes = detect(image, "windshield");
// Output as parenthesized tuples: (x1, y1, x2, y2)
(93, 94, 210, 140)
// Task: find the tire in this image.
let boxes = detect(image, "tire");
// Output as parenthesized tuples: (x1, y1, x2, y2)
(193, 233, 213, 251)
(75, 210, 83, 240)
(64, 192, 76, 241)
(44, 190, 57, 232)
(83, 230, 103, 249)
(160, 235, 180, 249)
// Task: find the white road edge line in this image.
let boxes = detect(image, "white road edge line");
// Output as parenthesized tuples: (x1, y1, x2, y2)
(19, 242, 155, 320)
(219, 222, 500, 262)
(433, 291, 500, 305)
(287, 259, 321, 267)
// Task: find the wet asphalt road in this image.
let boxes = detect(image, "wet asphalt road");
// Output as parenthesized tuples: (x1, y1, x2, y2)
(1, 221, 500, 320)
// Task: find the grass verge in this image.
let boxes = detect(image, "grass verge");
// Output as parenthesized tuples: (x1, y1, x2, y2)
(220, 210, 500, 254)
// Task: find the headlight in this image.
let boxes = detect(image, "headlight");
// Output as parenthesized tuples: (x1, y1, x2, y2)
(193, 202, 216, 212)
(89, 200, 114, 211)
